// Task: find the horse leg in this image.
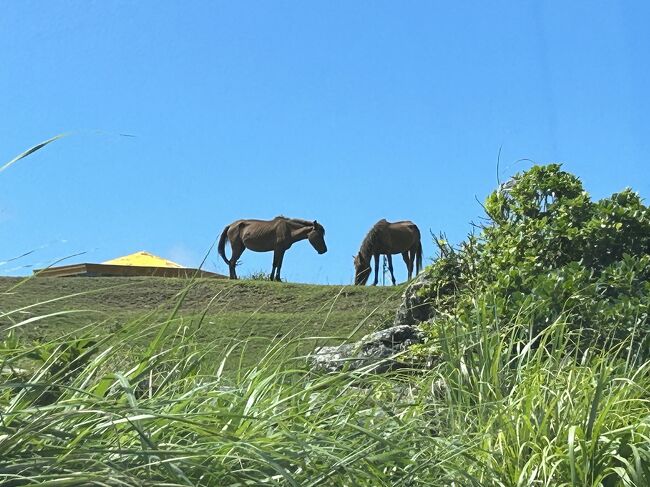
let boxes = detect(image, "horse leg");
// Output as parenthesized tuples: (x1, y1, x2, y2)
(269, 252, 277, 281)
(402, 251, 412, 280)
(271, 248, 286, 282)
(229, 240, 245, 279)
(372, 254, 380, 286)
(408, 246, 417, 280)
(386, 254, 397, 286)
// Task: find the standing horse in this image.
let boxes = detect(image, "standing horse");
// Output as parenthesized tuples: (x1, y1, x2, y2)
(218, 216, 327, 281)
(354, 219, 422, 286)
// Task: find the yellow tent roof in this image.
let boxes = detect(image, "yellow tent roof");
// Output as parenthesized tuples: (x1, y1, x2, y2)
(102, 251, 183, 268)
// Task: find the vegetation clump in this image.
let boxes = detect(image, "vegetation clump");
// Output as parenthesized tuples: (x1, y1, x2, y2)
(420, 163, 650, 357)
(402, 163, 650, 485)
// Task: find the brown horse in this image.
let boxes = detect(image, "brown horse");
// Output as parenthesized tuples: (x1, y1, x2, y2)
(354, 219, 422, 286)
(218, 216, 327, 281)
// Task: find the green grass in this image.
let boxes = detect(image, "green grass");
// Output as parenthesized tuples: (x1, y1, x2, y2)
(426, 304, 650, 486)
(0, 276, 403, 369)
(1, 277, 648, 485)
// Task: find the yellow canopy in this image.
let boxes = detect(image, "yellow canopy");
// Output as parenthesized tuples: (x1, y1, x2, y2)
(102, 251, 183, 268)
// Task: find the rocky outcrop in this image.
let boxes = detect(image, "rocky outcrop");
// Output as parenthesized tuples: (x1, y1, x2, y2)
(393, 272, 434, 327)
(309, 273, 436, 373)
(309, 324, 425, 373)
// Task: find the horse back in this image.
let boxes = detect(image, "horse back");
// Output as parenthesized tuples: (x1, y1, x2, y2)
(385, 221, 420, 252)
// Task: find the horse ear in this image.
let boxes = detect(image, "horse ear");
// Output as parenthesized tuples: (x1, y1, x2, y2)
(313, 220, 317, 226)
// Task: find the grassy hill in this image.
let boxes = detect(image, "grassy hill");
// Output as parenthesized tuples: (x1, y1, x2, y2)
(0, 276, 404, 368)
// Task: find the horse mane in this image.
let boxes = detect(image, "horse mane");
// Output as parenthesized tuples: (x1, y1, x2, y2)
(275, 216, 322, 229)
(359, 219, 388, 260)
(289, 217, 315, 227)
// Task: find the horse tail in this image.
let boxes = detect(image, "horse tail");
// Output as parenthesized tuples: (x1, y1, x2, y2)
(217, 225, 231, 265)
(416, 239, 423, 274)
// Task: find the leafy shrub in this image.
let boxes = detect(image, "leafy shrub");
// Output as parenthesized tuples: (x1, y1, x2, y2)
(420, 164, 650, 357)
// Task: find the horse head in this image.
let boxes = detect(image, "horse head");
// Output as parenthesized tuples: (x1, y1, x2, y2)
(353, 253, 371, 285)
(308, 220, 327, 254)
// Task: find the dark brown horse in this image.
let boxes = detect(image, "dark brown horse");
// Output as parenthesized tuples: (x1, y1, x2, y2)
(218, 216, 327, 281)
(354, 219, 422, 286)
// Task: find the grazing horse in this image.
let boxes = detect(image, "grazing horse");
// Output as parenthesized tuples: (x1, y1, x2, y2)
(218, 216, 327, 281)
(354, 219, 422, 286)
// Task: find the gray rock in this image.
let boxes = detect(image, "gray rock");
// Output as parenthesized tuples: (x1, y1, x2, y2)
(309, 272, 440, 374)
(393, 272, 434, 327)
(309, 324, 425, 373)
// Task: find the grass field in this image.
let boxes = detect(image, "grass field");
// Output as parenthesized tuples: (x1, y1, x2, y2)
(3, 277, 648, 485)
(0, 276, 403, 368)
(2, 277, 649, 485)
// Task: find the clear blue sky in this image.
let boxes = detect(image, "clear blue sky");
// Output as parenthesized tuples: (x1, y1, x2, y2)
(1, 1, 648, 284)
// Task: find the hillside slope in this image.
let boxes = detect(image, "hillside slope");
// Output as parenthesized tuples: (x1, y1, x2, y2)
(0, 276, 403, 367)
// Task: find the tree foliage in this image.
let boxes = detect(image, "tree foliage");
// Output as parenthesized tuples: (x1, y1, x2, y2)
(421, 163, 650, 355)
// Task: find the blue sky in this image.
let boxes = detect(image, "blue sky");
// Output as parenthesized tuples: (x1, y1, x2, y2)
(1, 1, 648, 284)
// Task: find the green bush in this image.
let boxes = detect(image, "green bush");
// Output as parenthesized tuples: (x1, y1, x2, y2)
(421, 164, 650, 357)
